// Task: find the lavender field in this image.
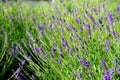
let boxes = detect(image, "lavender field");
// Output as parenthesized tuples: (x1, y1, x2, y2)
(0, 0, 120, 80)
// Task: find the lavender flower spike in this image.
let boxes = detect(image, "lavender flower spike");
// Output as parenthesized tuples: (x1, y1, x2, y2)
(85, 24, 90, 35)
(101, 58, 107, 69)
(113, 58, 118, 66)
(78, 70, 82, 80)
(116, 67, 120, 75)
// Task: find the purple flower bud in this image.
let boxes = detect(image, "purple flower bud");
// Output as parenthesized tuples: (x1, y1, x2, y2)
(38, 25, 43, 30)
(116, 5, 120, 14)
(92, 8, 97, 14)
(116, 67, 120, 75)
(32, 75, 37, 80)
(79, 26, 83, 33)
(112, 30, 117, 38)
(109, 68, 114, 77)
(40, 45, 44, 55)
(16, 76, 23, 80)
(60, 53, 64, 59)
(89, 15, 95, 24)
(101, 59, 107, 69)
(105, 25, 110, 32)
(57, 60, 62, 65)
(85, 24, 90, 35)
(21, 60, 26, 66)
(98, 17, 102, 24)
(54, 7, 61, 16)
(114, 58, 118, 66)
(16, 67, 21, 74)
(62, 38, 68, 48)
(78, 71, 82, 79)
(105, 40, 110, 47)
(107, 11, 114, 25)
(88, 71, 92, 76)
(33, 48, 39, 55)
(103, 70, 111, 80)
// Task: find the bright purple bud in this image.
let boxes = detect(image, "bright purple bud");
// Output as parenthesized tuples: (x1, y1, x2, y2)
(116, 67, 120, 75)
(38, 25, 43, 30)
(85, 24, 90, 35)
(105, 25, 110, 32)
(107, 11, 114, 25)
(32, 75, 37, 80)
(109, 68, 114, 77)
(89, 15, 95, 24)
(84, 61, 90, 68)
(16, 67, 21, 74)
(21, 60, 26, 66)
(40, 45, 44, 55)
(112, 30, 117, 38)
(88, 71, 92, 76)
(78, 70, 82, 79)
(16, 76, 23, 80)
(114, 58, 118, 66)
(54, 7, 61, 16)
(101, 59, 107, 69)
(98, 17, 102, 24)
(105, 40, 110, 47)
(103, 70, 111, 80)
(62, 38, 68, 48)
(33, 48, 39, 55)
(92, 8, 97, 14)
(116, 5, 120, 14)
(79, 26, 83, 33)
(60, 53, 64, 59)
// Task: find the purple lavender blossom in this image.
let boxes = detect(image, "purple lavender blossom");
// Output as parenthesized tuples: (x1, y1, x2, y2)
(105, 25, 110, 32)
(78, 70, 82, 79)
(60, 53, 64, 59)
(98, 17, 102, 24)
(80, 58, 90, 68)
(103, 70, 111, 80)
(101, 59, 107, 69)
(105, 40, 110, 47)
(62, 38, 68, 48)
(38, 25, 43, 31)
(16, 67, 21, 74)
(16, 76, 23, 80)
(33, 48, 39, 55)
(116, 5, 120, 14)
(112, 30, 116, 38)
(32, 75, 37, 80)
(89, 15, 95, 24)
(21, 60, 26, 66)
(79, 26, 83, 33)
(114, 58, 118, 66)
(88, 71, 92, 76)
(54, 7, 61, 16)
(92, 8, 97, 14)
(107, 11, 114, 25)
(85, 24, 90, 35)
(40, 45, 44, 55)
(116, 67, 120, 75)
(109, 68, 114, 78)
